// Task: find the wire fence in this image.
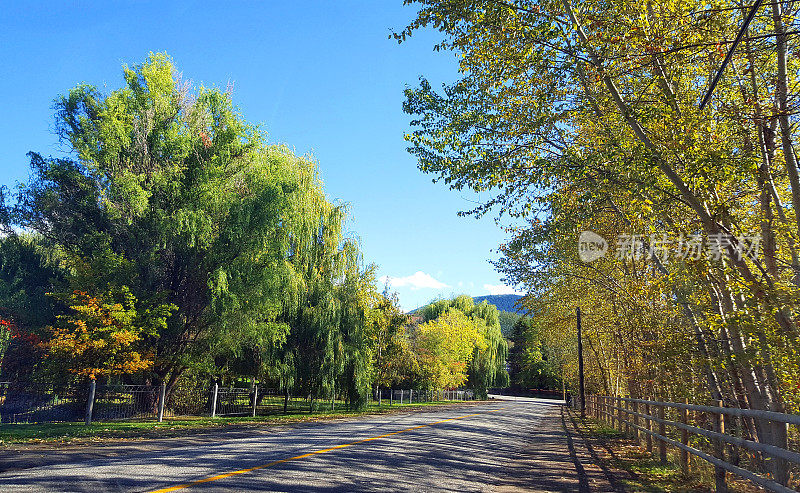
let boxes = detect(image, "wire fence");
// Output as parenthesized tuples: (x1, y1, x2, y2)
(0, 381, 476, 424)
(0, 382, 87, 423)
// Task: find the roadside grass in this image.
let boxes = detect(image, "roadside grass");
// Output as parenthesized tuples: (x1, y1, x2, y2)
(569, 410, 762, 493)
(0, 400, 475, 445)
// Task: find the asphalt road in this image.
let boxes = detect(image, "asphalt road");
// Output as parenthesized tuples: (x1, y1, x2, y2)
(0, 397, 618, 492)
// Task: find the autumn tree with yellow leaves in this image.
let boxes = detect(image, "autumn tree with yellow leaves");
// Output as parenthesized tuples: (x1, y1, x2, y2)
(39, 288, 175, 380)
(398, 0, 800, 460)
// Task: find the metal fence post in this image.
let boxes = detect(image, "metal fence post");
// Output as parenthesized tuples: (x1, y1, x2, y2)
(713, 400, 727, 492)
(157, 383, 166, 423)
(680, 398, 689, 475)
(378, 388, 382, 406)
(410, 389, 413, 403)
(211, 382, 219, 418)
(390, 389, 393, 406)
(85, 380, 96, 425)
(658, 403, 667, 464)
(252, 384, 258, 418)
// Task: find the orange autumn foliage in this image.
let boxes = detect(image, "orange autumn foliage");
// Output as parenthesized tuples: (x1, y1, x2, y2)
(39, 289, 153, 379)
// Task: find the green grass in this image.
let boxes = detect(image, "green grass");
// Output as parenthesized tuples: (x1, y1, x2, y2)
(0, 400, 472, 445)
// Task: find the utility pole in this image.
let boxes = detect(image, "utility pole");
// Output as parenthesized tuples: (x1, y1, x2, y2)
(577, 307, 585, 418)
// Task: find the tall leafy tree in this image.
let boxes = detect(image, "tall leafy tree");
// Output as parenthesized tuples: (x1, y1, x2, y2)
(369, 291, 414, 392)
(419, 295, 509, 396)
(0, 236, 62, 380)
(7, 54, 328, 393)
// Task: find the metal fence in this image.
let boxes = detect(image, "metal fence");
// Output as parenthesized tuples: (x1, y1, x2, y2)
(373, 388, 474, 405)
(582, 394, 799, 493)
(93, 385, 161, 421)
(0, 382, 87, 423)
(0, 381, 476, 424)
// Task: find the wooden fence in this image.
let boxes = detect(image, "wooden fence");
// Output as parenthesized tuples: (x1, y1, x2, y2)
(584, 395, 798, 492)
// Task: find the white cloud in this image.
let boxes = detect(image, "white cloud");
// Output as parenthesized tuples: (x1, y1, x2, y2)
(483, 283, 524, 296)
(379, 271, 449, 291)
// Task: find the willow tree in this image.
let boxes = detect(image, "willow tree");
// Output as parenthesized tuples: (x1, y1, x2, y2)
(7, 53, 321, 392)
(199, 149, 377, 411)
(370, 291, 413, 393)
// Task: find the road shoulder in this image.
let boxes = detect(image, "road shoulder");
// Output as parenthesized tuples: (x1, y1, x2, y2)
(491, 398, 632, 492)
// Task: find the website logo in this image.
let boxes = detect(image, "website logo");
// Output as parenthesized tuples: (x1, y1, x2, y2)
(578, 231, 608, 262)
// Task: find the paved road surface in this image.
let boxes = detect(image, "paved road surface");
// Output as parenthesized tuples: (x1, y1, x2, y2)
(0, 397, 619, 492)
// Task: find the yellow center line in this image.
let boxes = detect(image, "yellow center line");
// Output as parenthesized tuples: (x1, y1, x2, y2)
(148, 406, 507, 493)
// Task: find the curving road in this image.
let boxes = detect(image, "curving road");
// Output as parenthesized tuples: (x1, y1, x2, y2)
(0, 397, 618, 492)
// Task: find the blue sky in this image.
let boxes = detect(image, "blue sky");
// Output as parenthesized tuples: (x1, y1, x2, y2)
(0, 1, 522, 311)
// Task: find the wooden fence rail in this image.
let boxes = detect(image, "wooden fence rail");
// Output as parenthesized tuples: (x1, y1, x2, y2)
(584, 395, 797, 493)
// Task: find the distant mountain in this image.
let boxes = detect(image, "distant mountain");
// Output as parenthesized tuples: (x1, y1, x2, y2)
(472, 294, 524, 313)
(410, 294, 524, 314)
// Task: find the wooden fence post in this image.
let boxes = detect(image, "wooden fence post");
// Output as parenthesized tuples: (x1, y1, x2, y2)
(646, 400, 653, 453)
(713, 400, 727, 493)
(772, 421, 789, 486)
(616, 396, 622, 431)
(601, 396, 605, 424)
(658, 404, 666, 464)
(252, 384, 258, 418)
(84, 380, 96, 426)
(211, 382, 219, 418)
(680, 398, 689, 475)
(634, 400, 640, 443)
(600, 396, 605, 423)
(597, 395, 605, 423)
(157, 383, 166, 423)
(625, 399, 630, 436)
